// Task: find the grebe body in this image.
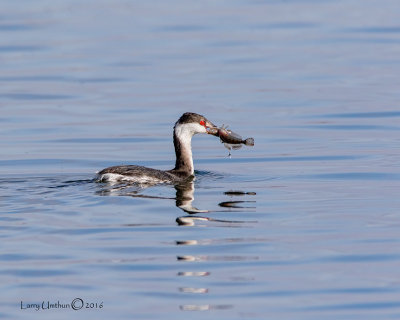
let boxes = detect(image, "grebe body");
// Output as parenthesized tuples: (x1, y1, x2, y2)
(97, 112, 217, 184)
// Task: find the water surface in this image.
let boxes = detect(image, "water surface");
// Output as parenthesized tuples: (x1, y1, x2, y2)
(1, 1, 400, 319)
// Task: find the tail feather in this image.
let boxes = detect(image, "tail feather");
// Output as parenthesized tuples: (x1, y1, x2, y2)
(244, 138, 254, 146)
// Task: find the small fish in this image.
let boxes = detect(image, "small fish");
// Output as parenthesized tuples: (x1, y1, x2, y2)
(218, 125, 254, 146)
(208, 125, 254, 156)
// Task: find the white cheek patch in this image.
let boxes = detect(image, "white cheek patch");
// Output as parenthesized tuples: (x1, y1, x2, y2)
(192, 122, 207, 134)
(175, 123, 206, 140)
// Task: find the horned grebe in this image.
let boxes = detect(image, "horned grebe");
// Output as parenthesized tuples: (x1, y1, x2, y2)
(97, 112, 218, 184)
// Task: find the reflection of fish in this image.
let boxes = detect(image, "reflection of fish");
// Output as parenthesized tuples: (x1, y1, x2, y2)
(208, 125, 254, 155)
(224, 190, 256, 196)
(176, 215, 252, 226)
(218, 201, 256, 209)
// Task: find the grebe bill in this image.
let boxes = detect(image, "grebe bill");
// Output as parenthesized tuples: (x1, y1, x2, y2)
(97, 112, 218, 184)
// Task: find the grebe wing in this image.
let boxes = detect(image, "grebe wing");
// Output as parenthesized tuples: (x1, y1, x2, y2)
(97, 165, 177, 183)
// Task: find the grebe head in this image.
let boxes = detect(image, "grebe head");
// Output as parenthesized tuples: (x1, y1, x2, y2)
(174, 112, 216, 137)
(171, 112, 217, 176)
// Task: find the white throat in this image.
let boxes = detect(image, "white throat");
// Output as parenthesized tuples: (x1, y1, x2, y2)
(173, 122, 205, 174)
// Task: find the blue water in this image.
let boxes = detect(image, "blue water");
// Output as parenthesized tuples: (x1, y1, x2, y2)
(1, 1, 400, 319)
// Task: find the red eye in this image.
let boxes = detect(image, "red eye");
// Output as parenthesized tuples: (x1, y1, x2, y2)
(199, 120, 205, 126)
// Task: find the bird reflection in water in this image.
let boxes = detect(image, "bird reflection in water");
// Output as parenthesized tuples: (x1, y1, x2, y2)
(174, 180, 256, 226)
(97, 179, 256, 226)
(174, 183, 256, 312)
(97, 178, 256, 312)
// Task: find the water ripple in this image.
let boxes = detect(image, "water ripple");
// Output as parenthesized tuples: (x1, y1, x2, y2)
(321, 111, 400, 118)
(1, 93, 76, 100)
(299, 172, 400, 181)
(0, 45, 45, 52)
(0, 24, 36, 31)
(303, 301, 400, 311)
